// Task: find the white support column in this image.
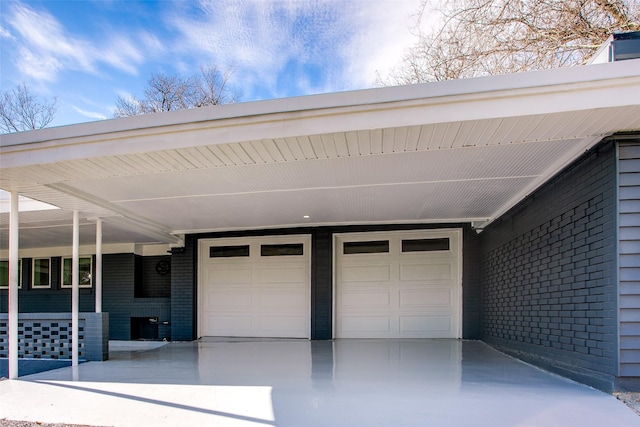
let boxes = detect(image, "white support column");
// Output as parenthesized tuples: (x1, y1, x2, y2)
(72, 210, 80, 366)
(95, 218, 102, 313)
(8, 191, 19, 379)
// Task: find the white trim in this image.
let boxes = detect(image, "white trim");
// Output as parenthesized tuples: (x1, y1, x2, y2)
(0, 259, 22, 289)
(31, 258, 51, 289)
(175, 218, 482, 236)
(0, 243, 145, 259)
(2, 60, 639, 169)
(60, 256, 93, 288)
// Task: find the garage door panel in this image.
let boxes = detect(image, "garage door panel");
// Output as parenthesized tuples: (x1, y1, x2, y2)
(258, 291, 307, 309)
(399, 315, 452, 334)
(340, 291, 391, 308)
(400, 263, 452, 281)
(258, 316, 307, 336)
(399, 289, 453, 307)
(206, 291, 252, 309)
(199, 236, 311, 338)
(206, 266, 252, 285)
(336, 229, 461, 339)
(340, 316, 391, 334)
(341, 265, 391, 283)
(257, 266, 307, 284)
(206, 315, 253, 334)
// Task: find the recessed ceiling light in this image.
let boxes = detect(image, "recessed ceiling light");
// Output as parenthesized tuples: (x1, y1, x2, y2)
(303, 215, 310, 219)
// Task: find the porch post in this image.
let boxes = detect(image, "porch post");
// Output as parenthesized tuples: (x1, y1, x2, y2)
(95, 218, 102, 313)
(72, 210, 79, 366)
(8, 191, 19, 379)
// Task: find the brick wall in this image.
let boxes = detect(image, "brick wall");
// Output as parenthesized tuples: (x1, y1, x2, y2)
(170, 235, 196, 341)
(480, 141, 618, 392)
(103, 253, 171, 341)
(311, 229, 332, 340)
(0, 258, 95, 313)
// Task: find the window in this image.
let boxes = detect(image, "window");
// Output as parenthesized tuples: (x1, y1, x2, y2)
(210, 245, 250, 258)
(261, 243, 304, 256)
(402, 238, 450, 252)
(343, 240, 390, 254)
(61, 256, 93, 288)
(32, 258, 51, 288)
(0, 259, 22, 289)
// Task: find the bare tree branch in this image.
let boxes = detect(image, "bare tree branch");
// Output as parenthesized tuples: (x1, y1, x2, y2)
(0, 84, 57, 133)
(379, 0, 640, 85)
(113, 65, 240, 118)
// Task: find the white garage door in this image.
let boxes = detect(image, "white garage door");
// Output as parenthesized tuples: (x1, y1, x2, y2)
(199, 235, 311, 338)
(335, 229, 462, 338)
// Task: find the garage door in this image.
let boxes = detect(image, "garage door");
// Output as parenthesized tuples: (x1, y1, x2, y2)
(335, 229, 461, 338)
(198, 235, 311, 338)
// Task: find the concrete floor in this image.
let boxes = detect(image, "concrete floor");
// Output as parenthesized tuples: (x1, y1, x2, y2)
(0, 339, 637, 427)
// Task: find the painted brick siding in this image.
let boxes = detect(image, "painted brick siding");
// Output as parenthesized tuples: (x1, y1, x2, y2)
(463, 227, 482, 339)
(481, 141, 618, 391)
(311, 229, 333, 340)
(102, 253, 171, 340)
(618, 140, 640, 378)
(171, 235, 196, 341)
(0, 258, 95, 313)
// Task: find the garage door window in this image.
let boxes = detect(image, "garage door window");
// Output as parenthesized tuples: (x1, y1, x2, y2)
(343, 240, 389, 254)
(210, 245, 250, 258)
(261, 243, 304, 256)
(402, 238, 450, 252)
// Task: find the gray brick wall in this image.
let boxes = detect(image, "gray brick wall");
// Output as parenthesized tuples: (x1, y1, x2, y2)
(103, 253, 171, 340)
(171, 235, 196, 341)
(480, 141, 618, 392)
(0, 258, 95, 313)
(311, 229, 332, 340)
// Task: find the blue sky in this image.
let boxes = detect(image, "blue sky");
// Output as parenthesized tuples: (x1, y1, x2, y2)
(0, 0, 424, 127)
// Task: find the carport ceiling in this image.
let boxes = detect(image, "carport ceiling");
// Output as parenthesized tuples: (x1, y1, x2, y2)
(1, 59, 640, 250)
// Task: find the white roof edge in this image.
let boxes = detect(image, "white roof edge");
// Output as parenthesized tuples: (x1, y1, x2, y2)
(1, 59, 639, 148)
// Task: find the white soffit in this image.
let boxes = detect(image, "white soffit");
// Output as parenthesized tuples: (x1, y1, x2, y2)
(0, 60, 639, 246)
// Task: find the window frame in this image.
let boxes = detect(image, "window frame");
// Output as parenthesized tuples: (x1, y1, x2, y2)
(209, 245, 251, 258)
(401, 238, 450, 253)
(61, 256, 93, 288)
(260, 243, 305, 257)
(343, 240, 390, 255)
(0, 259, 22, 289)
(32, 258, 52, 289)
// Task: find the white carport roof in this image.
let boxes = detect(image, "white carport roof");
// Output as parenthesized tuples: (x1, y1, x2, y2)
(1, 59, 640, 251)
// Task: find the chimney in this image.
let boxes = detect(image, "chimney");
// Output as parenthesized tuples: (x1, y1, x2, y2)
(588, 31, 640, 64)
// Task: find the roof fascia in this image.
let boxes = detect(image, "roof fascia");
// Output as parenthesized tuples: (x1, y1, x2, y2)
(1, 59, 639, 169)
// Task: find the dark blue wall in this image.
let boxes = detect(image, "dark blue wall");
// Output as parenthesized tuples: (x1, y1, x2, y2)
(480, 141, 618, 392)
(0, 257, 95, 313)
(103, 254, 171, 341)
(0, 253, 171, 341)
(170, 235, 196, 341)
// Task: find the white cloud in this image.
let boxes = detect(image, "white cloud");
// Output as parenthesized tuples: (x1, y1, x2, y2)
(72, 106, 108, 121)
(0, 25, 13, 39)
(162, 0, 423, 99)
(4, 2, 146, 81)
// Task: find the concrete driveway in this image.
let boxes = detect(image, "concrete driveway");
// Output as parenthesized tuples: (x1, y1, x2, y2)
(0, 339, 637, 427)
